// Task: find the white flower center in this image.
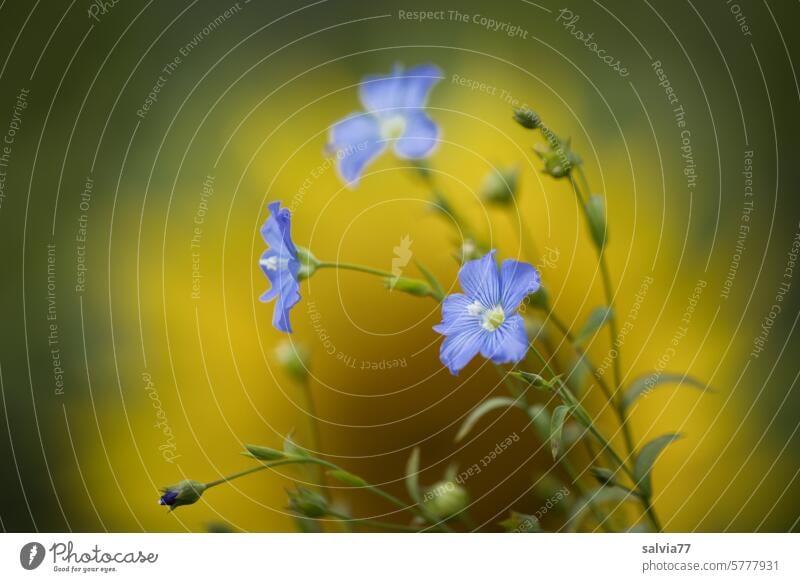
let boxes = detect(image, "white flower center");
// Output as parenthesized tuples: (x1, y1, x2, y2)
(380, 115, 407, 140)
(466, 301, 506, 332)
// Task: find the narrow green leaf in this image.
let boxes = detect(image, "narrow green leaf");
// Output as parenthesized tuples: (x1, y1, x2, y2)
(622, 373, 712, 411)
(415, 260, 444, 298)
(550, 405, 571, 460)
(528, 404, 551, 441)
(405, 447, 421, 503)
(455, 396, 520, 442)
(327, 470, 367, 488)
(574, 306, 613, 345)
(634, 433, 683, 497)
(590, 466, 616, 486)
(585, 195, 608, 249)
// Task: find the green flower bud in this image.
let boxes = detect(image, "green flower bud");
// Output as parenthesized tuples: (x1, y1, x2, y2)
(159, 479, 206, 510)
(585, 195, 608, 249)
(274, 340, 311, 383)
(480, 165, 519, 206)
(422, 480, 469, 520)
(244, 444, 286, 461)
(385, 276, 433, 297)
(513, 107, 541, 130)
(295, 246, 320, 281)
(287, 487, 329, 519)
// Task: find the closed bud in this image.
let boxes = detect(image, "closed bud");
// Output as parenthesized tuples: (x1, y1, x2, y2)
(287, 487, 329, 519)
(327, 469, 367, 487)
(423, 480, 469, 520)
(480, 165, 519, 206)
(386, 276, 433, 297)
(274, 340, 310, 383)
(585, 195, 608, 249)
(158, 479, 206, 510)
(295, 246, 320, 281)
(513, 107, 541, 129)
(245, 444, 286, 461)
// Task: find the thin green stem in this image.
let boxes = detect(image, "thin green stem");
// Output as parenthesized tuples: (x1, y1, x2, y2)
(204, 458, 310, 488)
(317, 262, 396, 279)
(300, 376, 328, 502)
(570, 169, 635, 458)
(509, 207, 540, 263)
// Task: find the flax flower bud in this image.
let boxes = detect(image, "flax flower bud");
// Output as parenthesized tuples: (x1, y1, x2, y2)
(158, 479, 206, 509)
(480, 165, 519, 206)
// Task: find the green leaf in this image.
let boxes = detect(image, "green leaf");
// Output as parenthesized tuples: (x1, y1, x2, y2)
(528, 404, 551, 441)
(549, 405, 571, 460)
(455, 396, 521, 442)
(621, 373, 712, 412)
(499, 512, 542, 533)
(634, 433, 683, 497)
(405, 447, 421, 503)
(574, 306, 613, 345)
(585, 195, 608, 249)
(590, 466, 616, 486)
(244, 444, 285, 461)
(415, 260, 444, 298)
(327, 469, 367, 487)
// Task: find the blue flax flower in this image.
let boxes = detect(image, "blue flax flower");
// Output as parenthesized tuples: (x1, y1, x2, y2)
(433, 250, 541, 375)
(259, 201, 301, 333)
(328, 63, 443, 185)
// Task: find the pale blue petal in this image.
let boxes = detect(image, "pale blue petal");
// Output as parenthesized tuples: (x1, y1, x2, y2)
(479, 314, 529, 364)
(433, 293, 480, 335)
(328, 112, 386, 185)
(458, 250, 500, 308)
(439, 328, 486, 375)
(272, 261, 301, 333)
(499, 259, 541, 312)
(359, 64, 443, 114)
(258, 201, 301, 333)
(399, 64, 443, 109)
(394, 111, 439, 159)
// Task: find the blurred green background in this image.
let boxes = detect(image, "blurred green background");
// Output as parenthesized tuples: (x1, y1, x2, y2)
(0, 0, 799, 532)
